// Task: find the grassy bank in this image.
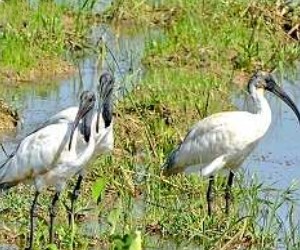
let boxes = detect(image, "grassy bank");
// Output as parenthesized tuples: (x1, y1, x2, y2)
(0, 0, 96, 129)
(0, 0, 93, 82)
(102, 0, 300, 249)
(0, 0, 300, 249)
(107, 0, 300, 76)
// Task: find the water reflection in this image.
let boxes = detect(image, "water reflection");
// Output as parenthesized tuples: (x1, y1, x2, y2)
(0, 24, 155, 158)
(233, 70, 300, 243)
(234, 72, 300, 189)
(1, 2, 300, 247)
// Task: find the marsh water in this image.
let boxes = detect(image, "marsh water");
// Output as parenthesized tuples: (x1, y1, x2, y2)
(234, 68, 300, 247)
(1, 2, 300, 249)
(0, 23, 149, 147)
(235, 67, 300, 190)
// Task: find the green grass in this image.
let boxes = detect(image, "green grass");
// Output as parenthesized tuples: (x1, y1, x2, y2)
(1, 68, 296, 249)
(0, 0, 91, 81)
(107, 68, 300, 249)
(1, 0, 300, 249)
(98, 0, 300, 248)
(142, 0, 300, 74)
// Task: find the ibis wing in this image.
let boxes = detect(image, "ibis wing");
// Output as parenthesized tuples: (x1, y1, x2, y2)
(0, 122, 73, 185)
(22, 107, 78, 140)
(164, 111, 258, 174)
(47, 107, 78, 124)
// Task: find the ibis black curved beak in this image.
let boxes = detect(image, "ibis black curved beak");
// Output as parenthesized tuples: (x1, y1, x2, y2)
(82, 116, 91, 143)
(96, 103, 101, 133)
(68, 91, 95, 150)
(68, 107, 89, 150)
(268, 84, 300, 125)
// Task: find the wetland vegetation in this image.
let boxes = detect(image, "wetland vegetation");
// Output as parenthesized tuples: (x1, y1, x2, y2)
(0, 0, 300, 249)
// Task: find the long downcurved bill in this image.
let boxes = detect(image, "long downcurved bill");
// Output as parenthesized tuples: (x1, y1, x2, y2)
(68, 107, 90, 150)
(270, 85, 300, 124)
(96, 107, 101, 133)
(82, 119, 91, 143)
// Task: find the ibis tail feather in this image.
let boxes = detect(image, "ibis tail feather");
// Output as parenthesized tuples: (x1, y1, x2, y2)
(161, 146, 181, 176)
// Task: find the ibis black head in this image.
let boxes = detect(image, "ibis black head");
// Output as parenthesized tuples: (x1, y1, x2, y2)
(69, 91, 96, 150)
(247, 71, 277, 93)
(96, 72, 115, 133)
(97, 72, 114, 96)
(248, 71, 300, 125)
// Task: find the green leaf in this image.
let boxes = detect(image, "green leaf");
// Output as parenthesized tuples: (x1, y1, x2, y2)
(111, 230, 142, 250)
(46, 244, 58, 250)
(129, 231, 142, 250)
(91, 177, 107, 204)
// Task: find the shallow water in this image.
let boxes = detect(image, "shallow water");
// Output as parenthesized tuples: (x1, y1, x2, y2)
(235, 69, 300, 190)
(234, 68, 300, 242)
(0, 21, 160, 249)
(0, 23, 154, 155)
(1, 1, 300, 248)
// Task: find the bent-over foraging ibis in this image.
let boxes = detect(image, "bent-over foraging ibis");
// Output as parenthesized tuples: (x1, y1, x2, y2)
(0, 91, 96, 249)
(162, 71, 300, 215)
(47, 72, 115, 223)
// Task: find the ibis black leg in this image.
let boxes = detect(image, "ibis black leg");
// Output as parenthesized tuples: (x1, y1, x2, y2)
(26, 191, 40, 250)
(68, 175, 83, 225)
(225, 171, 234, 214)
(49, 192, 60, 244)
(206, 175, 214, 216)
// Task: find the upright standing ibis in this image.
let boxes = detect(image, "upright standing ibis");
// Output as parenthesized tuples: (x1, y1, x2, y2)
(162, 71, 300, 215)
(46, 72, 115, 222)
(0, 91, 96, 249)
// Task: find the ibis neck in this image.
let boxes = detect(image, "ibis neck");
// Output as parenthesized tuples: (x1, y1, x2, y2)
(94, 109, 108, 143)
(252, 89, 272, 133)
(70, 111, 96, 168)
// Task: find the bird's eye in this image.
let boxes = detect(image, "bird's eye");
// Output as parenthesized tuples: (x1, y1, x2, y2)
(255, 79, 266, 89)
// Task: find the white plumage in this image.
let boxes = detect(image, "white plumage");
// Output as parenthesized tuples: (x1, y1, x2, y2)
(162, 71, 300, 215)
(165, 111, 270, 176)
(48, 106, 113, 156)
(0, 91, 97, 250)
(45, 72, 115, 224)
(48, 72, 114, 157)
(0, 121, 91, 190)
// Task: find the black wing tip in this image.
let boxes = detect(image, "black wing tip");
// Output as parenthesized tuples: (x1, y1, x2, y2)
(161, 148, 179, 177)
(83, 131, 90, 143)
(161, 164, 172, 177)
(68, 139, 72, 151)
(0, 182, 16, 191)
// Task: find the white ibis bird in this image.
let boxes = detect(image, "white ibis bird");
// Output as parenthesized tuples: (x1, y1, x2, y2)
(162, 71, 300, 215)
(0, 91, 97, 250)
(46, 72, 115, 223)
(49, 72, 114, 153)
